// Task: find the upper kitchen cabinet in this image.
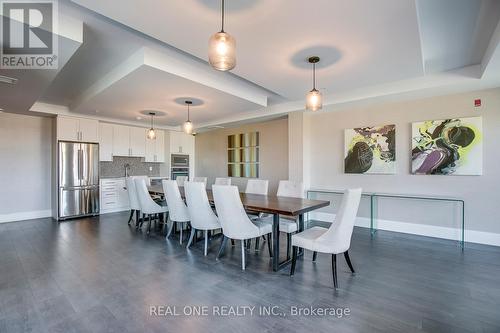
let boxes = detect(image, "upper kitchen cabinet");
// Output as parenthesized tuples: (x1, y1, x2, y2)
(170, 131, 194, 155)
(145, 129, 165, 163)
(112, 124, 146, 157)
(99, 123, 114, 162)
(129, 127, 146, 157)
(57, 116, 99, 143)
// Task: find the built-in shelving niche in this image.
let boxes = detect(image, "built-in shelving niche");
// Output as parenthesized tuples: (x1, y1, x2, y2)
(227, 132, 259, 178)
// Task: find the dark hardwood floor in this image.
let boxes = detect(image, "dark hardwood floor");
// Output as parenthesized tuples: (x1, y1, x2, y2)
(1, 212, 499, 333)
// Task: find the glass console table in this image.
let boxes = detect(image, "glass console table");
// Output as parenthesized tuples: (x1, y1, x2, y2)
(306, 189, 465, 250)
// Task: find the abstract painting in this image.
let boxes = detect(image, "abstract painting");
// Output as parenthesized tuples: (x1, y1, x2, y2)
(411, 117, 482, 175)
(344, 124, 396, 174)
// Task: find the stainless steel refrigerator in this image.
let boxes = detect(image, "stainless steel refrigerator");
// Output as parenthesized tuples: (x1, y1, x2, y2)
(58, 142, 99, 220)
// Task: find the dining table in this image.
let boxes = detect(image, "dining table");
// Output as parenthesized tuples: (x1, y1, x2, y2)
(148, 185, 330, 272)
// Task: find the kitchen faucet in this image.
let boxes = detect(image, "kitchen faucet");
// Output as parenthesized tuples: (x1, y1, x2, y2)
(124, 163, 130, 178)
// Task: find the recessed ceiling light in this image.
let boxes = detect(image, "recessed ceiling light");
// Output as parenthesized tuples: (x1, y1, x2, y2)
(136, 116, 142, 120)
(0, 75, 18, 85)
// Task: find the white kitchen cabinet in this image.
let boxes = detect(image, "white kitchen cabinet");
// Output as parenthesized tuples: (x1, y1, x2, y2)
(57, 116, 99, 143)
(129, 127, 146, 157)
(112, 124, 146, 157)
(79, 118, 99, 143)
(99, 123, 113, 162)
(169, 131, 194, 155)
(145, 129, 165, 163)
(112, 125, 130, 156)
(100, 178, 129, 214)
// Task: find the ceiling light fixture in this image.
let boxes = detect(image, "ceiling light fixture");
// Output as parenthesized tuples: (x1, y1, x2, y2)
(0, 75, 18, 85)
(147, 112, 156, 140)
(306, 56, 322, 111)
(208, 0, 236, 71)
(183, 101, 193, 135)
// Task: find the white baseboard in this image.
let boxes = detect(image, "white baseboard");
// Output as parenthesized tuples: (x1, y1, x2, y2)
(0, 210, 52, 223)
(308, 212, 500, 247)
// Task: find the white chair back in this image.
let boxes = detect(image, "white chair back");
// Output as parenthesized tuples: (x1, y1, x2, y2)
(184, 181, 220, 230)
(317, 188, 362, 253)
(215, 177, 231, 186)
(130, 175, 150, 186)
(134, 178, 161, 214)
(162, 180, 190, 222)
(212, 185, 260, 240)
(277, 180, 304, 198)
(192, 177, 207, 186)
(125, 177, 141, 210)
(245, 179, 268, 195)
(175, 176, 188, 187)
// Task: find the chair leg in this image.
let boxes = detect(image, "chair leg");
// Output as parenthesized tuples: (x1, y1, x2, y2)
(332, 254, 338, 289)
(204, 230, 208, 256)
(187, 228, 196, 249)
(290, 246, 298, 276)
(135, 210, 140, 228)
(241, 241, 246, 270)
(286, 233, 292, 260)
(231, 239, 235, 246)
(166, 219, 175, 239)
(147, 215, 152, 235)
(180, 224, 184, 244)
(246, 239, 251, 250)
(312, 251, 317, 262)
(216, 236, 228, 260)
(344, 251, 355, 274)
(267, 234, 273, 257)
(255, 237, 260, 252)
(127, 210, 134, 225)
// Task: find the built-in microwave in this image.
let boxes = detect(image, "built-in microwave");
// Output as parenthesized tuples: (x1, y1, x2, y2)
(171, 154, 189, 168)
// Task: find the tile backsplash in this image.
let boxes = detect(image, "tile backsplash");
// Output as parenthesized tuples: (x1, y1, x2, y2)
(100, 156, 160, 178)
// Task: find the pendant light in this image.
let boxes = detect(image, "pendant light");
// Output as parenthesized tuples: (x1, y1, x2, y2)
(183, 101, 193, 135)
(306, 56, 322, 111)
(208, 0, 236, 71)
(147, 112, 156, 140)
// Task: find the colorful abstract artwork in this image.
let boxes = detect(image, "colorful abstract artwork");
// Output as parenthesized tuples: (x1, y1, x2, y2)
(344, 125, 396, 174)
(411, 117, 482, 175)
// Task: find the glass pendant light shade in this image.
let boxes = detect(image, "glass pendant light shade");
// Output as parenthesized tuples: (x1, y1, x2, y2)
(209, 31, 236, 71)
(147, 128, 156, 140)
(183, 100, 194, 135)
(209, 0, 236, 71)
(147, 112, 156, 139)
(306, 88, 322, 111)
(305, 56, 322, 111)
(183, 120, 193, 135)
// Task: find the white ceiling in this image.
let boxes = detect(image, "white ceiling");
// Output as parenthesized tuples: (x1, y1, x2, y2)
(3, 0, 500, 129)
(73, 64, 263, 125)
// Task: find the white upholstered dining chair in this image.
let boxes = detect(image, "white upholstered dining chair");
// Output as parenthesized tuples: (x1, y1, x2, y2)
(175, 176, 188, 187)
(290, 188, 362, 289)
(125, 177, 141, 226)
(276, 180, 305, 258)
(184, 181, 221, 255)
(134, 178, 169, 234)
(192, 177, 207, 186)
(212, 185, 273, 270)
(214, 177, 231, 186)
(163, 180, 191, 244)
(245, 179, 269, 195)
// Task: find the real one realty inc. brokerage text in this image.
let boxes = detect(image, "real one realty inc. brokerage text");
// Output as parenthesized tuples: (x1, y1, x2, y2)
(150, 305, 351, 318)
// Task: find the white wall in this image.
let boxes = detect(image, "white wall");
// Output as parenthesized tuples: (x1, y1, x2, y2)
(0, 113, 54, 222)
(293, 88, 500, 245)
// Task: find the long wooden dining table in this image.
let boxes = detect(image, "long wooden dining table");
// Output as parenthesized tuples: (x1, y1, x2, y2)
(148, 185, 330, 272)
